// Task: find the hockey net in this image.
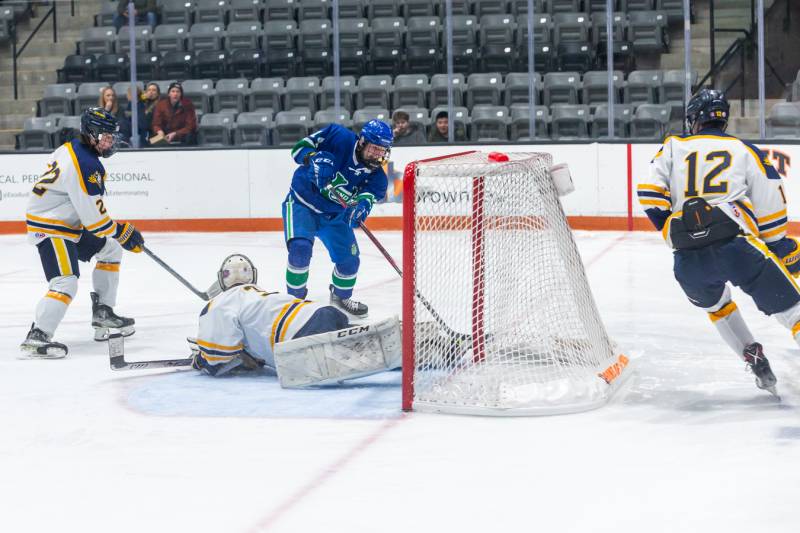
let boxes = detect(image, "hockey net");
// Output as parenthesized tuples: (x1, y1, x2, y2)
(402, 150, 629, 416)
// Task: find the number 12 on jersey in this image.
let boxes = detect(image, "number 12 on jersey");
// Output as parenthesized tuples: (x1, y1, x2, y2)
(684, 150, 731, 197)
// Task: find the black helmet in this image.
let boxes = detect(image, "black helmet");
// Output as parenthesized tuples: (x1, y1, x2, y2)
(80, 107, 123, 157)
(685, 89, 730, 133)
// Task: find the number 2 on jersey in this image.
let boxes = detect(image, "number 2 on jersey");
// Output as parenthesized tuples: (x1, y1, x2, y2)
(684, 151, 731, 197)
(32, 161, 61, 196)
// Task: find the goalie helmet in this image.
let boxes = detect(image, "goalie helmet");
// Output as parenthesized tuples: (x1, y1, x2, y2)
(217, 254, 258, 291)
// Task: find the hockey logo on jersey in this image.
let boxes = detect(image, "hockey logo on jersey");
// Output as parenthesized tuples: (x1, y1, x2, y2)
(87, 171, 102, 185)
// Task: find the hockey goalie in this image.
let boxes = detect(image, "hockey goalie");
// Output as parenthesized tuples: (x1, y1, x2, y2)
(190, 254, 401, 387)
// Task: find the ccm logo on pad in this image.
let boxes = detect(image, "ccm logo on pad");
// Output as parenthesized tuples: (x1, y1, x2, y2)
(337, 325, 371, 337)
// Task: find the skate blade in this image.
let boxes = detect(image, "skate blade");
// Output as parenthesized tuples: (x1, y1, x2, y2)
(94, 325, 136, 342)
(18, 345, 67, 360)
(764, 385, 781, 400)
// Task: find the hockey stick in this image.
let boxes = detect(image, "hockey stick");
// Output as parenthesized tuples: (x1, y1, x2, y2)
(108, 333, 193, 371)
(325, 186, 469, 342)
(142, 245, 210, 301)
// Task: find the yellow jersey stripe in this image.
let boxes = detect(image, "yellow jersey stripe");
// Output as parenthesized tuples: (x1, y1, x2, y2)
(66, 142, 88, 195)
(26, 214, 82, 229)
(639, 199, 671, 208)
(709, 302, 737, 323)
(636, 184, 670, 194)
(95, 262, 120, 272)
(200, 352, 234, 362)
(95, 224, 118, 237)
(792, 321, 800, 338)
(85, 216, 112, 231)
(271, 302, 295, 348)
(279, 302, 312, 342)
(52, 239, 73, 276)
(196, 339, 243, 351)
(26, 226, 82, 239)
(760, 225, 787, 240)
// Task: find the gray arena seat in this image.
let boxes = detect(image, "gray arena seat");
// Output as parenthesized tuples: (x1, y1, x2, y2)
(582, 71, 624, 107)
(188, 22, 225, 52)
(18, 117, 58, 151)
(591, 103, 635, 138)
(194, 0, 227, 24)
(466, 73, 505, 107)
(284, 77, 322, 113)
(249, 77, 285, 113)
(161, 0, 193, 24)
(75, 82, 109, 113)
(504, 72, 542, 106)
(550, 104, 590, 139)
(183, 79, 216, 115)
(116, 25, 152, 54)
(197, 112, 236, 146)
(766, 103, 800, 139)
(314, 109, 353, 130)
(470, 105, 510, 141)
(630, 103, 670, 139)
(355, 75, 393, 109)
(227, 21, 261, 50)
(151, 24, 188, 53)
(629, 10, 668, 53)
(625, 70, 663, 104)
(274, 110, 313, 146)
(543, 72, 582, 105)
(78, 27, 116, 55)
(229, 0, 263, 22)
(320, 76, 357, 112)
(509, 104, 550, 140)
(392, 74, 429, 109)
(429, 73, 465, 107)
(214, 78, 250, 114)
(235, 112, 273, 146)
(352, 108, 391, 131)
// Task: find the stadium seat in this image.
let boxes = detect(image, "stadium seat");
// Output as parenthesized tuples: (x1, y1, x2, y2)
(40, 83, 74, 117)
(301, 48, 333, 77)
(299, 19, 332, 50)
(368, 46, 404, 76)
(629, 11, 668, 53)
(630, 103, 670, 139)
(112, 81, 143, 109)
(94, 1, 117, 27)
(624, 69, 663, 104)
(509, 0, 545, 16)
(404, 46, 440, 76)
(235, 112, 273, 146)
(57, 115, 82, 137)
(549, 0, 581, 14)
(470, 105, 510, 141)
(337, 17, 369, 47)
(543, 72, 582, 105)
(660, 69, 695, 123)
(320, 76, 357, 112)
(367, 0, 400, 20)
(228, 48, 263, 79)
(352, 108, 391, 131)
(369, 17, 405, 47)
(553, 13, 590, 46)
(188, 22, 225, 51)
(135, 53, 162, 82)
(338, 0, 365, 19)
(194, 0, 228, 24)
(274, 110, 313, 146)
(285, 77, 321, 113)
(160, 51, 196, 80)
(299, 0, 330, 20)
(591, 103, 635, 138)
(78, 27, 116, 55)
(587, 0, 618, 12)
(116, 25, 152, 54)
(18, 117, 58, 151)
(557, 42, 594, 72)
(314, 109, 353, 130)
(197, 113, 235, 146)
(429, 73, 465, 108)
(406, 16, 440, 47)
(451, 15, 478, 46)
(183, 79, 216, 114)
(160, 0, 193, 25)
(394, 106, 430, 134)
(264, 20, 297, 51)
(656, 0, 686, 23)
(249, 77, 285, 113)
(471, 0, 509, 18)
(621, 0, 655, 11)
(516, 14, 552, 46)
(265, 0, 296, 20)
(766, 103, 800, 139)
(504, 72, 542, 106)
(75, 83, 108, 115)
(466, 73, 504, 107)
(509, 104, 550, 140)
(392, 74, 429, 109)
(265, 48, 298, 77)
(338, 46, 368, 76)
(792, 70, 800, 102)
(596, 40, 634, 73)
(229, 0, 263, 22)
(582, 70, 624, 107)
(436, 1, 469, 16)
(480, 44, 514, 74)
(450, 43, 479, 76)
(591, 12, 628, 48)
(355, 75, 393, 109)
(58, 55, 96, 84)
(516, 43, 554, 73)
(226, 21, 261, 50)
(214, 79, 249, 113)
(550, 104, 590, 139)
(151, 24, 188, 53)
(480, 14, 516, 46)
(403, 0, 435, 19)
(194, 49, 230, 79)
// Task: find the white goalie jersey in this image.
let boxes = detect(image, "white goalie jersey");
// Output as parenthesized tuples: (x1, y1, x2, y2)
(640, 133, 787, 246)
(196, 284, 325, 370)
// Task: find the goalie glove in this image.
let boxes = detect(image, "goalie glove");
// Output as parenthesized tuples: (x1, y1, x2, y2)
(767, 236, 800, 276)
(114, 222, 144, 252)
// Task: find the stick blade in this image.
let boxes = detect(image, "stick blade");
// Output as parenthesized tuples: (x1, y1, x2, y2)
(108, 333, 127, 370)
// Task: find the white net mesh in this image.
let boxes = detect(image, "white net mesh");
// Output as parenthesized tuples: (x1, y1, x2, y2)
(406, 151, 628, 416)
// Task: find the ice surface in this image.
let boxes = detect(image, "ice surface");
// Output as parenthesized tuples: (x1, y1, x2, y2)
(1, 231, 799, 533)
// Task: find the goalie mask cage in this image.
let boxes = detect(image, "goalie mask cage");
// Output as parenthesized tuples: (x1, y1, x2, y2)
(402, 150, 630, 416)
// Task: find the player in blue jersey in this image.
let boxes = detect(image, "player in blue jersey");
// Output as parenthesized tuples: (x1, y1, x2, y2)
(282, 119, 393, 318)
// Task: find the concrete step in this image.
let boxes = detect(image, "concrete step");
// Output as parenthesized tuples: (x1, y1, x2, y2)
(0, 130, 19, 150)
(0, 98, 39, 117)
(0, 55, 67, 73)
(0, 113, 33, 130)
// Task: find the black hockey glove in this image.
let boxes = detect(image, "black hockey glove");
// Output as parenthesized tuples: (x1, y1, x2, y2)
(115, 222, 144, 253)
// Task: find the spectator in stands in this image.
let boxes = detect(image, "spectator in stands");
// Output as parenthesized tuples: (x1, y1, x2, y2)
(428, 111, 466, 143)
(98, 86, 131, 144)
(151, 82, 198, 145)
(127, 82, 161, 145)
(391, 110, 425, 145)
(113, 0, 158, 32)
(125, 86, 149, 146)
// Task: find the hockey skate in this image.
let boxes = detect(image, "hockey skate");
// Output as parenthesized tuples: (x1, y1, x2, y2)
(91, 292, 135, 341)
(329, 285, 369, 319)
(743, 342, 779, 398)
(19, 323, 68, 359)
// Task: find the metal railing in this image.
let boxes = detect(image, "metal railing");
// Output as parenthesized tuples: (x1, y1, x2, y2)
(11, 1, 57, 100)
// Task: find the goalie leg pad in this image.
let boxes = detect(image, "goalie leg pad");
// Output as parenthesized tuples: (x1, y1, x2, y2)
(273, 316, 401, 388)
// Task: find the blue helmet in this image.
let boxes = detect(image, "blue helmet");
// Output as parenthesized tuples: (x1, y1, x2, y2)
(80, 107, 122, 158)
(686, 89, 729, 133)
(357, 119, 393, 170)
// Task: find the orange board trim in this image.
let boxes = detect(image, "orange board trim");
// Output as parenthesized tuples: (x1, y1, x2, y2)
(2, 218, 799, 234)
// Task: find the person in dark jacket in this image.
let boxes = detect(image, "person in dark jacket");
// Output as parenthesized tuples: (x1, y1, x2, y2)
(428, 110, 467, 142)
(391, 110, 426, 145)
(150, 82, 197, 145)
(114, 0, 158, 31)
